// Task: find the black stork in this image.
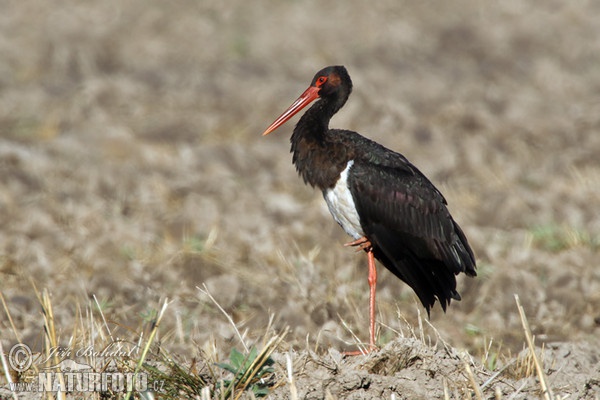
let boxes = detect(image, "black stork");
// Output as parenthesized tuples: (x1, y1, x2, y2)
(262, 66, 476, 353)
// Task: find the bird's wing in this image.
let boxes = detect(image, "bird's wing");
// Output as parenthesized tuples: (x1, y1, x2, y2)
(348, 159, 476, 312)
(349, 159, 450, 239)
(329, 130, 417, 172)
(328, 129, 475, 271)
(348, 159, 476, 275)
(329, 130, 448, 201)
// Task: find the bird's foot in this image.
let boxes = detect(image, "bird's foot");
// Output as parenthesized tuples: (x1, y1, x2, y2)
(344, 237, 372, 252)
(342, 344, 378, 356)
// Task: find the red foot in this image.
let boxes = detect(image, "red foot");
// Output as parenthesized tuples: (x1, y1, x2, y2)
(343, 345, 378, 356)
(344, 237, 372, 252)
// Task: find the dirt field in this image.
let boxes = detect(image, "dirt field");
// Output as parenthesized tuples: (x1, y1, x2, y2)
(1, 0, 599, 398)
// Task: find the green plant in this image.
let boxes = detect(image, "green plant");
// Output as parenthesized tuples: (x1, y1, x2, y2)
(216, 347, 275, 398)
(529, 223, 599, 253)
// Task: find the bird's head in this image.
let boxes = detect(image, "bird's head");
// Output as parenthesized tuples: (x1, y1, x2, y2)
(262, 65, 351, 136)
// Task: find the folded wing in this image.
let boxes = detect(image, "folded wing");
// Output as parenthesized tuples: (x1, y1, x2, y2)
(347, 157, 476, 313)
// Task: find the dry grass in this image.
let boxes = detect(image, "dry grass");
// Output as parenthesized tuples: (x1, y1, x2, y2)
(0, 279, 598, 399)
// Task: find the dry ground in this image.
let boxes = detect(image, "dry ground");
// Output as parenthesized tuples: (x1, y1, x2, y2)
(1, 0, 600, 398)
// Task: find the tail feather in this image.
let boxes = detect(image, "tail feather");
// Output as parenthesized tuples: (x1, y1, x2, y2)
(367, 223, 474, 314)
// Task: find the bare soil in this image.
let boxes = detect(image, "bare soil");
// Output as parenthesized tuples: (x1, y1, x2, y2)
(1, 0, 599, 398)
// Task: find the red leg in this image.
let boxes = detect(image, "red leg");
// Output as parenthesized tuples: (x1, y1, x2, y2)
(343, 239, 378, 356)
(367, 249, 377, 351)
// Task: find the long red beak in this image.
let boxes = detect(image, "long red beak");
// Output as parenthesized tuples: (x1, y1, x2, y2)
(262, 86, 320, 136)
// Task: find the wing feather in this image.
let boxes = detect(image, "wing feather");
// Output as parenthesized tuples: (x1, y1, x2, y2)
(347, 156, 476, 312)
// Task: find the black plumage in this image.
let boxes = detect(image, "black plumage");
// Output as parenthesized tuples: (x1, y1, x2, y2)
(262, 65, 476, 350)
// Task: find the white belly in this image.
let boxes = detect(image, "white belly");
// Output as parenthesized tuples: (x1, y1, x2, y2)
(323, 160, 364, 240)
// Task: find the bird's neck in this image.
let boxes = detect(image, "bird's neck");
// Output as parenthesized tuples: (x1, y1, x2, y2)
(293, 100, 333, 140)
(290, 99, 348, 191)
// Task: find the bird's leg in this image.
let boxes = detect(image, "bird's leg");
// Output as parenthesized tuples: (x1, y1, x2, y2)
(343, 238, 378, 356)
(366, 248, 377, 351)
(344, 236, 372, 252)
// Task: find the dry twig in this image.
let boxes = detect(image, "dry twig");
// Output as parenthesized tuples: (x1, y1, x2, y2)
(514, 294, 554, 400)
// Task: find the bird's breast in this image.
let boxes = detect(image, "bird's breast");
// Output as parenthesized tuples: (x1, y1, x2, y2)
(323, 160, 364, 240)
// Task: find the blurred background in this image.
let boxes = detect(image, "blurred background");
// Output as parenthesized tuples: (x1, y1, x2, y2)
(1, 0, 599, 356)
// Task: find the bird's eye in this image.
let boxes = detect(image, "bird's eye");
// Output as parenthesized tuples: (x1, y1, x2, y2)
(315, 76, 328, 87)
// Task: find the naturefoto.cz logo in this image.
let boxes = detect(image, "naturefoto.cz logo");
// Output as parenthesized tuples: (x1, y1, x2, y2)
(6, 342, 165, 394)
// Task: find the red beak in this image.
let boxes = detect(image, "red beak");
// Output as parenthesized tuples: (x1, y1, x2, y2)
(262, 86, 321, 136)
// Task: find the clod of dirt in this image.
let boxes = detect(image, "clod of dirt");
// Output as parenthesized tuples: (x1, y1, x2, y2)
(270, 338, 600, 399)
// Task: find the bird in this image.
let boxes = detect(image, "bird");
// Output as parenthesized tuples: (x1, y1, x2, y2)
(261, 65, 476, 353)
